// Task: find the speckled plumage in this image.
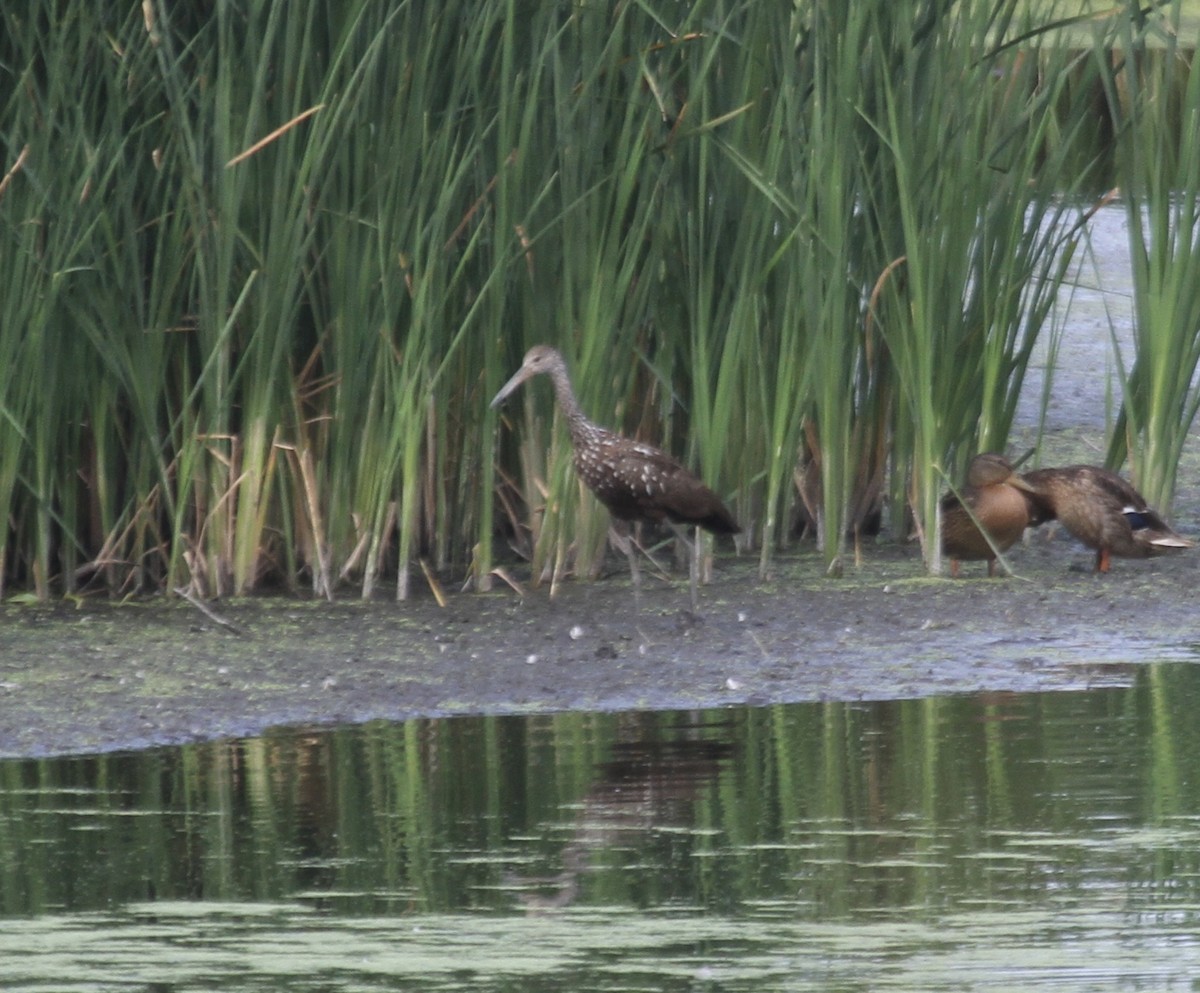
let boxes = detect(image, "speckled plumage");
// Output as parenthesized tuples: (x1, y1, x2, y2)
(1020, 465, 1192, 572)
(491, 345, 739, 535)
(941, 453, 1041, 577)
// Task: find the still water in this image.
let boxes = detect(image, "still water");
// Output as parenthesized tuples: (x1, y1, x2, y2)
(2, 664, 1200, 991)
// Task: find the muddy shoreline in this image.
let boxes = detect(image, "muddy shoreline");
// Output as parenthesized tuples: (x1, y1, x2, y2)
(2, 532, 1197, 759)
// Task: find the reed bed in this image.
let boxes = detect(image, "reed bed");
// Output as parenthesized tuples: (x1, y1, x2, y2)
(1100, 4, 1200, 508)
(0, 0, 1195, 600)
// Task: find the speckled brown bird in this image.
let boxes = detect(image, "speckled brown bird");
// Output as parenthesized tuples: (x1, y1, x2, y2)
(941, 453, 1041, 577)
(490, 345, 739, 594)
(1020, 465, 1193, 573)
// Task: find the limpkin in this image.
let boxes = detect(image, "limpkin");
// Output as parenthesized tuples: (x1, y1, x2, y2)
(940, 453, 1042, 577)
(1019, 465, 1193, 573)
(490, 345, 740, 604)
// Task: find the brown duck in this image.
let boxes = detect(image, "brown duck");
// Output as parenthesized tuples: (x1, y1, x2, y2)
(941, 453, 1042, 577)
(1020, 465, 1193, 572)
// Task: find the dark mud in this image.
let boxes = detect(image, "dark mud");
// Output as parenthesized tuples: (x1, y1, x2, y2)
(2, 532, 1198, 758)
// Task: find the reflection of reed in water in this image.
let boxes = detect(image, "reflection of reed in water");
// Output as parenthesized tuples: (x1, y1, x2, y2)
(506, 736, 734, 913)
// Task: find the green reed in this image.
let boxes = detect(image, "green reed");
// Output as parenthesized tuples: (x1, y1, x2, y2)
(0, 0, 1188, 599)
(860, 1, 1104, 569)
(1101, 3, 1200, 509)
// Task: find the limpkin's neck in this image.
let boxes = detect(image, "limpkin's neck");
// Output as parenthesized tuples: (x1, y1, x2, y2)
(545, 356, 606, 448)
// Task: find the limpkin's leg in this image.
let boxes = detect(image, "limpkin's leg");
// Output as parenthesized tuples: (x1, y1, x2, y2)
(690, 525, 701, 612)
(666, 523, 701, 613)
(698, 527, 714, 585)
(608, 523, 641, 590)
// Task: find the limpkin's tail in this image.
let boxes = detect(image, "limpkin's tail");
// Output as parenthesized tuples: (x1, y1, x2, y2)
(669, 492, 740, 535)
(698, 504, 741, 535)
(649, 467, 740, 534)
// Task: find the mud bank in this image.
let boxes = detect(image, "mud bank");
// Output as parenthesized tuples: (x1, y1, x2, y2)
(2, 531, 1197, 758)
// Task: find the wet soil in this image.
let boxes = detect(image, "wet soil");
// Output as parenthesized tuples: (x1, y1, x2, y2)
(2, 528, 1198, 758)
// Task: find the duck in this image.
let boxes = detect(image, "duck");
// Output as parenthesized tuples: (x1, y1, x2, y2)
(941, 453, 1042, 577)
(1019, 465, 1193, 573)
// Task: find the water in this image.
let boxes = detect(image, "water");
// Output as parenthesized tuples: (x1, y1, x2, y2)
(3, 664, 1200, 991)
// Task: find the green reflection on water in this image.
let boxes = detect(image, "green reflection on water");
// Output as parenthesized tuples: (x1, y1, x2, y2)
(2, 663, 1200, 991)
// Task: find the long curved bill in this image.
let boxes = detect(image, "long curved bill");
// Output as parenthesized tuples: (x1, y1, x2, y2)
(490, 364, 535, 408)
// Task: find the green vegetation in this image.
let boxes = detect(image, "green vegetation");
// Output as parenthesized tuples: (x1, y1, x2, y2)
(0, 0, 1196, 599)
(1102, 4, 1200, 507)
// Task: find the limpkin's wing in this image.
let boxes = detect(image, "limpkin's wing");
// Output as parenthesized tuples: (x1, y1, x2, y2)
(600, 442, 739, 534)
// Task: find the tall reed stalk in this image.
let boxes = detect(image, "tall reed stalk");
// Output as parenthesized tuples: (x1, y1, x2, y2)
(0, 0, 1174, 598)
(863, 2, 1102, 568)
(1102, 4, 1200, 509)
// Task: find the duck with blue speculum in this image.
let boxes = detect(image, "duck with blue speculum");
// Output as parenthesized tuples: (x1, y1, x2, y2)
(490, 344, 740, 605)
(940, 452, 1044, 577)
(1018, 464, 1193, 573)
